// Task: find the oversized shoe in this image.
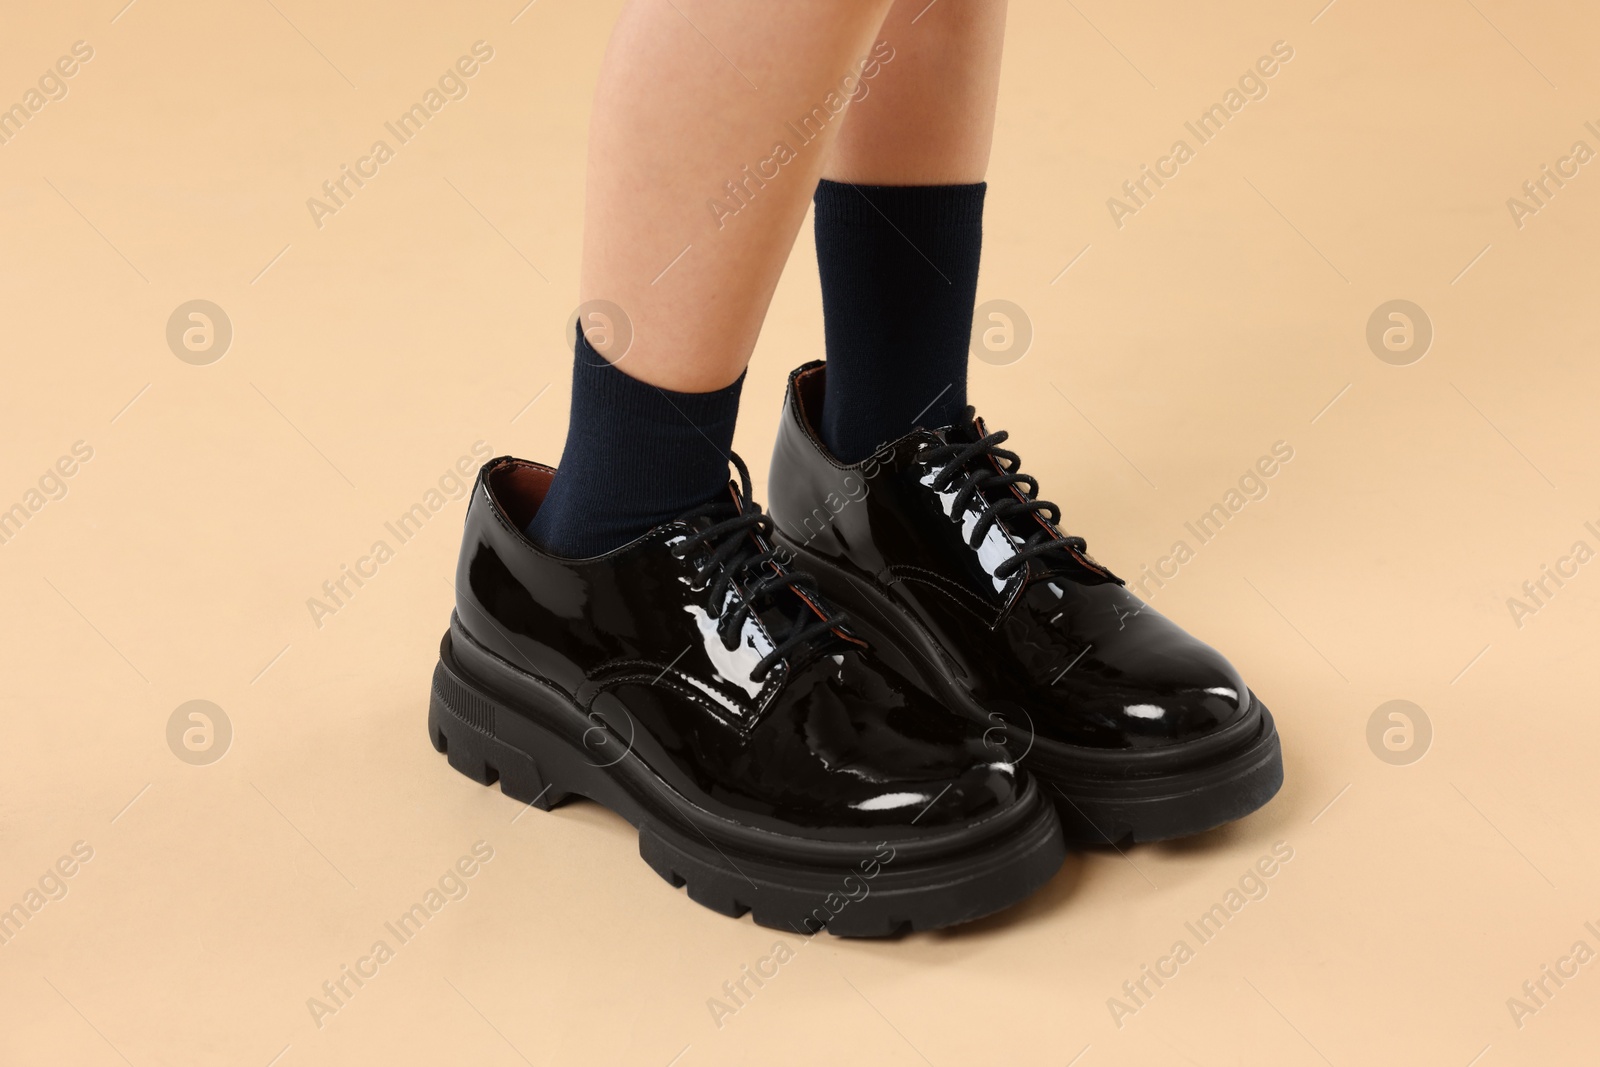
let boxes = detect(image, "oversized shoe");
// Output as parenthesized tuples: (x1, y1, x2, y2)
(428, 452, 1066, 935)
(767, 363, 1284, 844)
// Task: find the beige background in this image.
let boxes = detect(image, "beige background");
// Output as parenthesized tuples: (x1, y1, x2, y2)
(3, 0, 1597, 1064)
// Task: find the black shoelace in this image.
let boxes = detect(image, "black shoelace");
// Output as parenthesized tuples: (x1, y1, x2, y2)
(918, 409, 1089, 582)
(669, 453, 850, 684)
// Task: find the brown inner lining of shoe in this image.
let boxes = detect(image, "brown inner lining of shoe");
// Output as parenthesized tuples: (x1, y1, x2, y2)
(487, 460, 553, 531)
(793, 364, 826, 435)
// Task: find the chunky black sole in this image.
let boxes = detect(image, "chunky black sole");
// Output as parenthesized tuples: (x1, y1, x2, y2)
(775, 538, 1285, 846)
(427, 620, 1066, 936)
(1036, 704, 1283, 845)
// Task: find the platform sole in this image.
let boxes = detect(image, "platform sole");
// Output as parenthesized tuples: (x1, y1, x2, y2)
(427, 624, 1066, 936)
(1040, 708, 1283, 845)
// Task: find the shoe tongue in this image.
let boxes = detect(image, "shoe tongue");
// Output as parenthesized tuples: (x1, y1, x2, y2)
(934, 412, 983, 445)
(701, 482, 861, 664)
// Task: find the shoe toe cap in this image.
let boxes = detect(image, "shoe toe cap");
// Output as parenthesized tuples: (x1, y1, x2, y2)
(1043, 629, 1254, 750)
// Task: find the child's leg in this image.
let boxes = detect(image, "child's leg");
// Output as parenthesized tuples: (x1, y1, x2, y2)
(531, 0, 896, 555)
(812, 0, 1008, 461)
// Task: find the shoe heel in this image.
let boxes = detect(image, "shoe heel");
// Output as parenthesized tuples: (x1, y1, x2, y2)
(428, 651, 571, 810)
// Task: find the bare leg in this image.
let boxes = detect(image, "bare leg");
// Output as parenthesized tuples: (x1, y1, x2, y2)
(825, 0, 1007, 186)
(581, 0, 897, 392)
(532, 0, 897, 555)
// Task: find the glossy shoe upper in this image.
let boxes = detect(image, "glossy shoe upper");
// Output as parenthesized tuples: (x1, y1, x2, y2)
(452, 453, 1033, 842)
(767, 362, 1256, 756)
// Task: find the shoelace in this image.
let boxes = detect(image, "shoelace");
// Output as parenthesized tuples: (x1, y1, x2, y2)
(918, 408, 1089, 582)
(669, 453, 850, 683)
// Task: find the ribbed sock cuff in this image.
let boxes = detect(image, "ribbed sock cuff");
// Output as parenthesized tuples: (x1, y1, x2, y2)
(813, 179, 987, 230)
(569, 336, 745, 442)
(524, 332, 744, 556)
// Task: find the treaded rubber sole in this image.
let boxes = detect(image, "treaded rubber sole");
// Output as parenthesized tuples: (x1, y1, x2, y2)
(773, 535, 1285, 846)
(1041, 706, 1283, 845)
(427, 626, 1066, 936)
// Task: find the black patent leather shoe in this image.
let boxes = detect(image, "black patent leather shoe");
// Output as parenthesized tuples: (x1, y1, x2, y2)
(428, 451, 1064, 935)
(768, 363, 1284, 844)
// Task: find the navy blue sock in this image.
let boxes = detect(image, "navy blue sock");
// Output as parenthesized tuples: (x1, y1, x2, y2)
(526, 332, 744, 557)
(813, 180, 985, 462)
